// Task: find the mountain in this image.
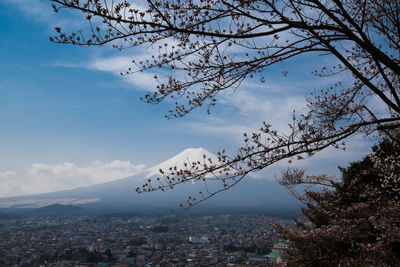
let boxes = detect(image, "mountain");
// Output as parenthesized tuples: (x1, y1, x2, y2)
(0, 148, 301, 215)
(146, 147, 219, 177)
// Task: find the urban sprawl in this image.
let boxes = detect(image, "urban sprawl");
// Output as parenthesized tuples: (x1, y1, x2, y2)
(0, 214, 289, 266)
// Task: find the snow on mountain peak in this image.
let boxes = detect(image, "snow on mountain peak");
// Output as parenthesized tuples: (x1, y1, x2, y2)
(146, 148, 219, 178)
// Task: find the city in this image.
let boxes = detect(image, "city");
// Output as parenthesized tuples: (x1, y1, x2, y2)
(0, 213, 289, 266)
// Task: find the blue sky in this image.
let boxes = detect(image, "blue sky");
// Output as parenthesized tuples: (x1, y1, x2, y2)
(0, 0, 373, 197)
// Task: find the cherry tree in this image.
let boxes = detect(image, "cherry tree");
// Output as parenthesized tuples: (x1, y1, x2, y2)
(266, 137, 400, 265)
(50, 0, 400, 208)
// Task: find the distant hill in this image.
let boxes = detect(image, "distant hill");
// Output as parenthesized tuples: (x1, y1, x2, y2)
(30, 203, 85, 216)
(0, 148, 302, 216)
(0, 212, 22, 219)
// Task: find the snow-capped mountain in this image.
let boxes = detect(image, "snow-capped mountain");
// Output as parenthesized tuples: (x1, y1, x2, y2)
(0, 148, 301, 214)
(146, 147, 218, 178)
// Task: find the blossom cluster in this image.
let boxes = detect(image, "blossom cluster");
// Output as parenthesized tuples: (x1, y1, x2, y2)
(368, 142, 400, 197)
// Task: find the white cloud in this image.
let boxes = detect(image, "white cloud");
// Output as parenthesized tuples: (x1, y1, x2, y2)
(0, 171, 16, 177)
(0, 180, 24, 198)
(89, 56, 133, 73)
(29, 160, 146, 187)
(0, 171, 26, 197)
(4, 0, 53, 22)
(3, 0, 84, 30)
(87, 55, 162, 90)
(273, 134, 373, 170)
(183, 85, 307, 141)
(0, 160, 146, 198)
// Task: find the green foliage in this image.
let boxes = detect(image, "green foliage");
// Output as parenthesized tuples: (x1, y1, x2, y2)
(337, 138, 400, 201)
(256, 244, 272, 255)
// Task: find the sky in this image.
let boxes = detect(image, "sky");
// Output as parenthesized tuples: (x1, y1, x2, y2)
(0, 0, 375, 198)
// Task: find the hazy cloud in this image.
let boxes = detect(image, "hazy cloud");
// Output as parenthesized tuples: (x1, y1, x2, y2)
(87, 55, 162, 90)
(184, 86, 306, 141)
(0, 160, 146, 198)
(29, 160, 146, 187)
(0, 171, 16, 177)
